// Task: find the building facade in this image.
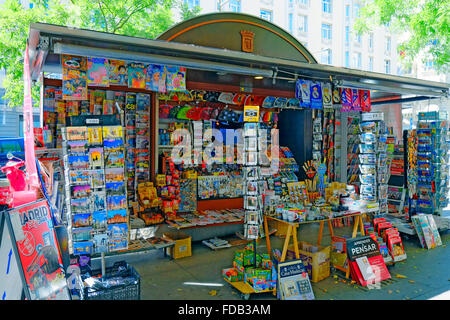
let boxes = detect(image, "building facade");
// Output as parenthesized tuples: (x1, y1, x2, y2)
(178, 0, 399, 75)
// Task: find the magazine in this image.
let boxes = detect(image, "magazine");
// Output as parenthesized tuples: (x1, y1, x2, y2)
(128, 63, 146, 89)
(146, 64, 167, 93)
(62, 55, 87, 100)
(87, 57, 109, 87)
(109, 59, 128, 85)
(89, 90, 106, 114)
(66, 101, 80, 116)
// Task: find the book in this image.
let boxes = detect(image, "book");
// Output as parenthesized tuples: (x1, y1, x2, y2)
(278, 259, 314, 300)
(87, 57, 109, 87)
(109, 59, 128, 85)
(88, 126, 103, 145)
(355, 256, 376, 281)
(128, 63, 146, 89)
(62, 55, 87, 100)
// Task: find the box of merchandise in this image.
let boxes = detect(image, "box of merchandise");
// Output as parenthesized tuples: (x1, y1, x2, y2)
(163, 231, 192, 259)
(233, 260, 245, 273)
(222, 268, 243, 282)
(235, 250, 255, 266)
(287, 241, 330, 282)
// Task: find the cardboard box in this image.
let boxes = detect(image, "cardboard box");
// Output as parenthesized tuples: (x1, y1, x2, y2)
(287, 241, 331, 282)
(163, 231, 191, 259)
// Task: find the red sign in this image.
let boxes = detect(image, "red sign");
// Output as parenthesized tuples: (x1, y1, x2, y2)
(9, 199, 69, 300)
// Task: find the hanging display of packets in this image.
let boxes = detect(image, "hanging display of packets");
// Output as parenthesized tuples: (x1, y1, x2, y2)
(322, 83, 333, 109)
(312, 111, 323, 162)
(125, 93, 137, 204)
(310, 81, 323, 109)
(340, 88, 352, 112)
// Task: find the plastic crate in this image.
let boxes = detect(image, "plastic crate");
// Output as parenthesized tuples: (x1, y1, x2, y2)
(82, 261, 141, 300)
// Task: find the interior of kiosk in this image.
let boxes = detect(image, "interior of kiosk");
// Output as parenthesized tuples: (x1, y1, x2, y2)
(30, 15, 449, 271)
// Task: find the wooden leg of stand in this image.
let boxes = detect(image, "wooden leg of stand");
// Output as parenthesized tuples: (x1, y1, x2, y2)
(317, 221, 324, 246)
(352, 215, 360, 238)
(264, 216, 272, 259)
(359, 216, 365, 236)
(292, 226, 300, 260)
(280, 225, 292, 262)
(327, 220, 334, 237)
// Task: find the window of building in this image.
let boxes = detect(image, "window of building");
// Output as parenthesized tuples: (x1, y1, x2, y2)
(384, 59, 391, 74)
(345, 5, 350, 17)
(353, 4, 360, 17)
(298, 0, 309, 6)
(368, 56, 374, 71)
(355, 33, 361, 44)
(353, 52, 362, 69)
(345, 26, 350, 44)
(322, 0, 332, 14)
(345, 51, 350, 67)
(369, 33, 374, 49)
(386, 36, 391, 53)
(288, 0, 294, 8)
(321, 49, 332, 65)
(288, 13, 293, 33)
(298, 15, 308, 33)
(260, 9, 273, 22)
(425, 59, 435, 71)
(185, 0, 200, 9)
(229, 0, 241, 12)
(321, 23, 332, 41)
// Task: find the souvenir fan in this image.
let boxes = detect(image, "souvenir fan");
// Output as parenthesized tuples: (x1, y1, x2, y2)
(259, 110, 266, 122)
(191, 90, 207, 101)
(218, 92, 235, 104)
(232, 93, 247, 106)
(199, 107, 214, 120)
(218, 108, 240, 123)
(272, 112, 279, 123)
(169, 91, 180, 102)
(176, 105, 194, 120)
(159, 104, 172, 119)
(243, 95, 256, 106)
(204, 91, 220, 102)
(303, 160, 316, 179)
(178, 90, 194, 102)
(210, 107, 220, 120)
(287, 98, 301, 108)
(273, 97, 288, 109)
(253, 95, 266, 106)
(168, 105, 182, 119)
(262, 96, 276, 108)
(186, 106, 203, 120)
(263, 111, 273, 123)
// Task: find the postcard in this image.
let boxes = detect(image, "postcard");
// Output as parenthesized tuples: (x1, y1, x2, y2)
(89, 147, 104, 169)
(107, 223, 128, 239)
(88, 126, 103, 145)
(62, 55, 87, 100)
(92, 211, 107, 230)
(71, 184, 91, 199)
(72, 227, 93, 242)
(67, 140, 87, 155)
(104, 138, 124, 154)
(87, 57, 109, 87)
(107, 195, 127, 211)
(92, 191, 106, 212)
(93, 233, 109, 254)
(89, 169, 105, 189)
(102, 125, 123, 139)
(71, 198, 91, 214)
(66, 126, 88, 141)
(106, 181, 126, 197)
(69, 170, 90, 185)
(72, 213, 92, 228)
(68, 155, 90, 170)
(73, 241, 93, 255)
(109, 59, 128, 85)
(107, 209, 128, 224)
(105, 167, 125, 183)
(108, 237, 128, 252)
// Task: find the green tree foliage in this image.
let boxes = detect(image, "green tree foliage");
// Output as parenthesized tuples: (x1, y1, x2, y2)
(0, 0, 176, 108)
(354, 0, 449, 74)
(178, 1, 202, 21)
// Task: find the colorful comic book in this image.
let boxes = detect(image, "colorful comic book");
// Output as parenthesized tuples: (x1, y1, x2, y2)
(87, 57, 109, 87)
(128, 63, 146, 89)
(62, 55, 87, 100)
(109, 59, 128, 85)
(89, 90, 106, 114)
(165, 66, 186, 92)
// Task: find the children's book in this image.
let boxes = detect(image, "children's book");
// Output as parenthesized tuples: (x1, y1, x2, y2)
(109, 59, 128, 85)
(92, 211, 107, 230)
(102, 125, 123, 139)
(107, 209, 128, 224)
(146, 64, 167, 93)
(88, 126, 103, 145)
(66, 126, 88, 141)
(73, 241, 93, 255)
(165, 66, 186, 92)
(107, 195, 127, 211)
(72, 213, 92, 228)
(128, 63, 146, 89)
(62, 55, 87, 100)
(105, 167, 125, 183)
(93, 233, 109, 253)
(72, 227, 93, 242)
(68, 155, 90, 170)
(87, 57, 109, 87)
(89, 147, 104, 169)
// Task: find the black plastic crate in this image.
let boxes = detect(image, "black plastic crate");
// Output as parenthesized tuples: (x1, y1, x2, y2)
(82, 261, 141, 300)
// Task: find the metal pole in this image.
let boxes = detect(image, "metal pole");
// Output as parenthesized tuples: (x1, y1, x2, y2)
(101, 252, 106, 277)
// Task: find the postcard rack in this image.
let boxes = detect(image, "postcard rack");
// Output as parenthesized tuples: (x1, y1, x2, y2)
(62, 116, 130, 256)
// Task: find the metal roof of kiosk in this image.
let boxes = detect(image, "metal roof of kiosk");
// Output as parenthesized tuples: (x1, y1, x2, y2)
(28, 13, 449, 102)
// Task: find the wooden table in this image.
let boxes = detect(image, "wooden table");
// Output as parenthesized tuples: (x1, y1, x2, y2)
(263, 212, 366, 278)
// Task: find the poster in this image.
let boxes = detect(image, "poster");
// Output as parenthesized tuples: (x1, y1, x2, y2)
(62, 54, 87, 100)
(8, 200, 70, 300)
(109, 59, 128, 85)
(277, 259, 314, 300)
(146, 64, 167, 93)
(165, 66, 186, 92)
(346, 236, 391, 287)
(87, 57, 109, 87)
(128, 63, 146, 89)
